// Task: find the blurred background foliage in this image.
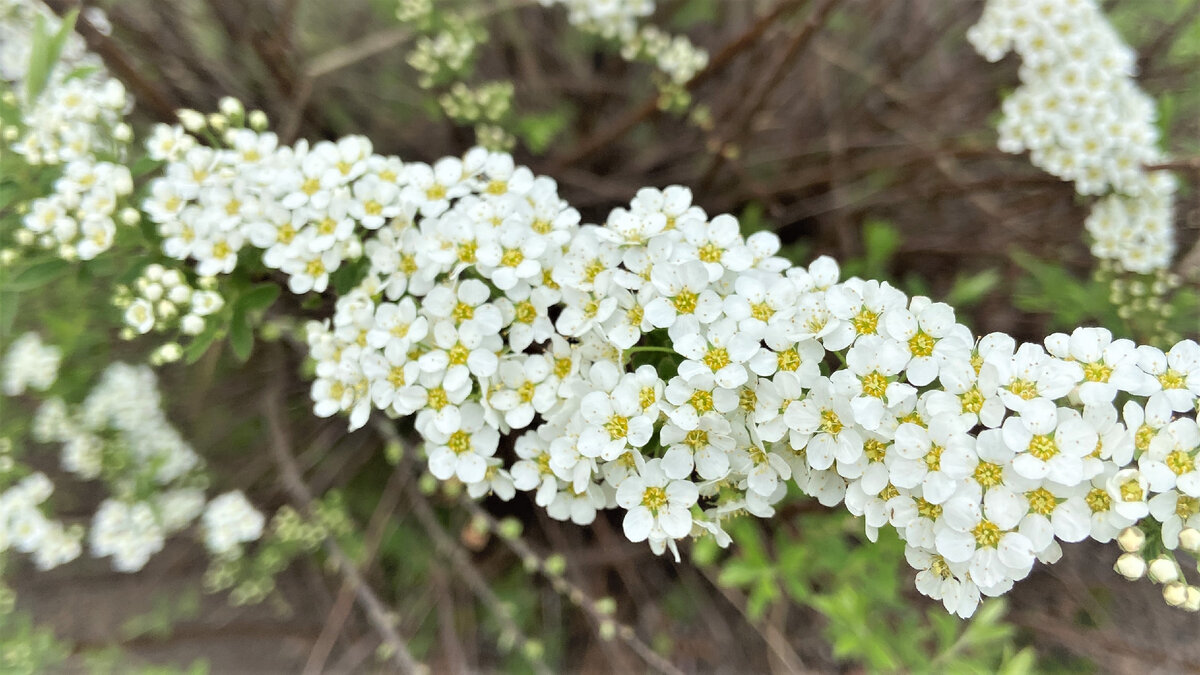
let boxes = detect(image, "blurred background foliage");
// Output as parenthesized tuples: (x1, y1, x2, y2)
(3, 0, 1200, 672)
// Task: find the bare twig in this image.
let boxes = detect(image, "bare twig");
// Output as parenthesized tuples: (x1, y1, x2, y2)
(549, 0, 809, 171)
(373, 421, 552, 675)
(694, 563, 810, 675)
(459, 498, 687, 675)
(303, 461, 409, 675)
(263, 364, 423, 675)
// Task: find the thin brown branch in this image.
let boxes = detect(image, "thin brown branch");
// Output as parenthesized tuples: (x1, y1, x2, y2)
(458, 498, 687, 675)
(263, 361, 423, 675)
(304, 462, 409, 675)
(549, 0, 809, 171)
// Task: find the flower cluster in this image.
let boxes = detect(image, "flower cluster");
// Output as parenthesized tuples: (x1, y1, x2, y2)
(0, 0, 128, 165)
(241, 137, 1194, 616)
(19, 158, 135, 260)
(20, 360, 264, 571)
(1, 331, 60, 396)
(115, 262, 225, 339)
(968, 0, 1176, 273)
(539, 0, 654, 41)
(0, 472, 83, 571)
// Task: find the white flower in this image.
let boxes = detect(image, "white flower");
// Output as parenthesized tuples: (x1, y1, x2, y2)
(660, 414, 736, 481)
(424, 402, 500, 484)
(1003, 399, 1097, 486)
(2, 333, 62, 396)
(670, 316, 758, 390)
(1141, 419, 1200, 496)
(615, 458, 699, 543)
(643, 260, 722, 328)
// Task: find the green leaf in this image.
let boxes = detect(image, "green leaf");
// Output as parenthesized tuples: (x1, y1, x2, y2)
(130, 156, 164, 178)
(184, 324, 221, 365)
(862, 219, 901, 271)
(515, 108, 571, 154)
(26, 9, 79, 103)
(229, 310, 253, 362)
(235, 283, 281, 315)
(3, 258, 71, 292)
(947, 269, 1001, 308)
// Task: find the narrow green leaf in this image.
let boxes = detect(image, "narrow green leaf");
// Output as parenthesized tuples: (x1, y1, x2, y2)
(26, 9, 78, 103)
(235, 283, 281, 315)
(4, 258, 71, 292)
(184, 325, 220, 364)
(229, 310, 253, 362)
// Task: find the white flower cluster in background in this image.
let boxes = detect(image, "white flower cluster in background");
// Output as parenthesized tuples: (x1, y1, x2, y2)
(4, 355, 266, 571)
(0, 472, 83, 571)
(115, 262, 225, 339)
(967, 0, 1176, 273)
(19, 158, 135, 260)
(538, 0, 707, 86)
(538, 0, 654, 41)
(0, 0, 129, 165)
(1, 331, 60, 396)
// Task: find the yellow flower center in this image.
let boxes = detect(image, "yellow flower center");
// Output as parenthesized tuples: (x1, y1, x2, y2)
(878, 484, 901, 501)
(518, 381, 536, 403)
(703, 347, 730, 372)
(776, 348, 800, 372)
(852, 309, 879, 335)
(751, 302, 774, 322)
(639, 386, 657, 410)
(1159, 369, 1186, 390)
(961, 388, 985, 414)
(1119, 479, 1144, 503)
(1083, 362, 1112, 383)
(1008, 378, 1039, 401)
(642, 486, 668, 511)
(447, 430, 472, 455)
(387, 366, 406, 388)
(301, 177, 321, 195)
(925, 444, 944, 472)
(1085, 487, 1111, 513)
(452, 302, 475, 322)
(931, 555, 952, 579)
(1166, 450, 1194, 476)
(305, 258, 325, 277)
(974, 461, 1003, 488)
(1135, 424, 1155, 452)
(486, 179, 507, 195)
(683, 430, 709, 450)
(513, 301, 537, 325)
(819, 409, 843, 435)
(865, 439, 887, 462)
(1027, 434, 1058, 461)
(672, 290, 698, 314)
(689, 390, 714, 414)
(604, 415, 629, 440)
(1027, 487, 1057, 516)
(916, 497, 942, 520)
(554, 357, 572, 379)
(861, 371, 889, 398)
(448, 344, 470, 366)
(501, 248, 524, 268)
(697, 243, 723, 263)
(583, 259, 606, 284)
(457, 241, 477, 264)
(426, 184, 446, 200)
(427, 387, 449, 410)
(972, 520, 1002, 548)
(739, 388, 757, 413)
(364, 200, 382, 216)
(909, 332, 936, 358)
(1176, 496, 1200, 519)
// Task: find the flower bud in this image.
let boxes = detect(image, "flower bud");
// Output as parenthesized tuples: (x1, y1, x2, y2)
(1114, 553, 1146, 580)
(180, 314, 205, 335)
(177, 109, 206, 132)
(1180, 528, 1200, 553)
(207, 113, 228, 133)
(248, 110, 269, 132)
(1185, 586, 1200, 612)
(113, 123, 132, 142)
(1149, 557, 1180, 584)
(1164, 582, 1188, 607)
(119, 207, 140, 226)
(218, 96, 244, 118)
(1117, 526, 1145, 553)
